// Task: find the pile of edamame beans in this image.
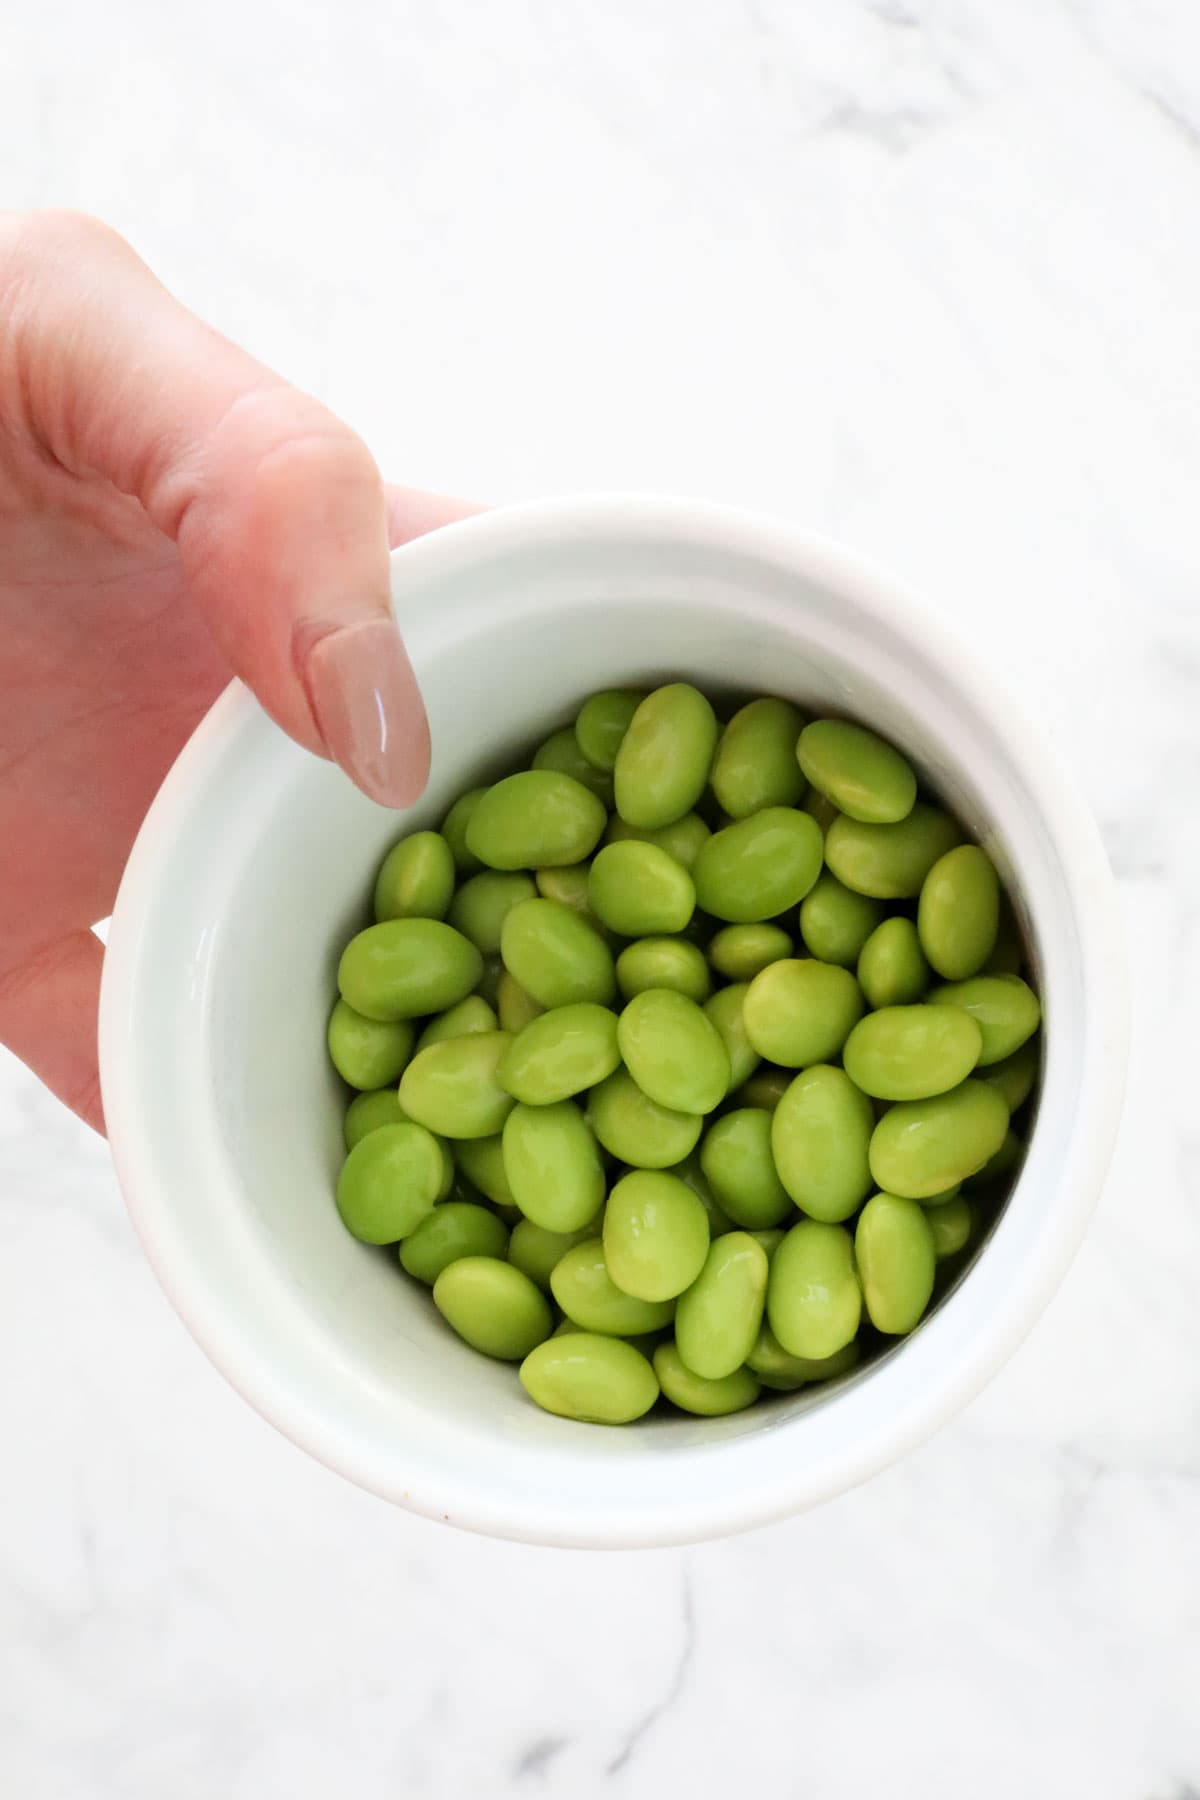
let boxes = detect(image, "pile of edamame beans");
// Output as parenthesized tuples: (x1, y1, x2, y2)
(328, 687, 1041, 1426)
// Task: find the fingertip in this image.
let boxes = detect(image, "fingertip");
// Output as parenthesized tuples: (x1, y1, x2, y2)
(300, 616, 429, 808)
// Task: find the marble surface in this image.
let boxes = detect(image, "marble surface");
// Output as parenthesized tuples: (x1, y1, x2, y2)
(2, 2, 1199, 1794)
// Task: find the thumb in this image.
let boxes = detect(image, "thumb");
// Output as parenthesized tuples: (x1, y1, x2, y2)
(3, 210, 427, 806)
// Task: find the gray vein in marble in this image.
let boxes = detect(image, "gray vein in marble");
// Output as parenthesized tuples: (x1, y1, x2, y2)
(513, 1735, 569, 1780)
(606, 1568, 695, 1777)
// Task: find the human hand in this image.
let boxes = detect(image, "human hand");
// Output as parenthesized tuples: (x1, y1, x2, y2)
(0, 211, 471, 1131)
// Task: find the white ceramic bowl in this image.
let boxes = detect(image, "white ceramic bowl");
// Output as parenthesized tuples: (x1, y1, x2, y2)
(99, 495, 1127, 1548)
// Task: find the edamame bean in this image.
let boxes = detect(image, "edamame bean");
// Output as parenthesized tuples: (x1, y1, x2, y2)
(500, 898, 617, 1008)
(508, 1218, 600, 1291)
(399, 1032, 515, 1139)
(550, 1239, 676, 1335)
(735, 1065, 791, 1111)
(963, 1127, 1023, 1190)
(434, 1257, 554, 1360)
(919, 1181, 962, 1207)
(534, 864, 594, 917)
(616, 937, 712, 1004)
(855, 1193, 936, 1334)
(702, 985, 761, 1092)
(338, 919, 483, 1021)
(917, 844, 1000, 979)
(336, 1123, 451, 1244)
(496, 971, 545, 1035)
(796, 719, 917, 823)
(441, 787, 487, 875)
(868, 1079, 1009, 1198)
(770, 1065, 874, 1222)
(532, 727, 614, 804)
(344, 1087, 409, 1149)
(929, 974, 1041, 1065)
(373, 830, 456, 922)
(798, 872, 884, 967)
(520, 1333, 659, 1423)
(979, 1040, 1039, 1113)
(692, 808, 823, 922)
(699, 1108, 791, 1228)
(575, 689, 645, 771)
(856, 916, 931, 1009)
(653, 1343, 760, 1416)
(587, 1068, 703, 1168)
(743, 959, 864, 1067)
(449, 871, 538, 954)
(842, 1004, 983, 1101)
(454, 1133, 516, 1207)
(603, 1170, 710, 1300)
(588, 841, 695, 936)
(746, 1324, 860, 1390)
(498, 1002, 621, 1105)
(466, 771, 607, 870)
(767, 1221, 861, 1359)
(707, 923, 792, 982)
(415, 994, 498, 1053)
(327, 999, 415, 1089)
(605, 811, 711, 870)
(710, 698, 806, 819)
(926, 1196, 973, 1258)
(502, 1101, 606, 1232)
(674, 1232, 769, 1380)
(825, 804, 962, 899)
(672, 1152, 735, 1237)
(614, 684, 719, 829)
(400, 1202, 510, 1284)
(618, 988, 730, 1114)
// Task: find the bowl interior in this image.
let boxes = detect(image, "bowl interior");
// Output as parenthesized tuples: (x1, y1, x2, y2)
(104, 501, 1118, 1545)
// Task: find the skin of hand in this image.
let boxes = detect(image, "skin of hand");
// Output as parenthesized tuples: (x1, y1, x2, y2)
(0, 210, 473, 1132)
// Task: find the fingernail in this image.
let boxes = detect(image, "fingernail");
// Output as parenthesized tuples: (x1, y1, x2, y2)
(301, 617, 430, 808)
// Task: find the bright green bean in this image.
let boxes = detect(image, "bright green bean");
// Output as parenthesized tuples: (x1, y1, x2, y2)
(710, 698, 807, 819)
(868, 1079, 1009, 1198)
(498, 1002, 621, 1105)
(770, 1064, 874, 1222)
(604, 810, 711, 870)
(415, 994, 498, 1053)
(857, 916, 931, 1009)
(550, 1239, 676, 1335)
(926, 1196, 974, 1258)
(654, 1343, 760, 1415)
(532, 727, 614, 804)
(702, 984, 761, 1093)
(338, 919, 483, 1021)
(671, 1152, 735, 1238)
(575, 689, 646, 772)
(520, 1333, 659, 1423)
(708, 923, 793, 982)
(500, 898, 617, 1008)
(588, 841, 695, 936)
(327, 999, 415, 1090)
(929, 974, 1041, 1065)
(603, 1169, 710, 1301)
(918, 844, 1000, 980)
(587, 1068, 703, 1168)
(825, 804, 962, 899)
(433, 1257, 554, 1360)
(496, 971, 545, 1035)
(617, 988, 730, 1114)
(798, 872, 884, 967)
(507, 1218, 600, 1292)
(448, 871, 538, 954)
(398, 1032, 515, 1139)
(796, 718, 917, 823)
(693, 807, 823, 922)
(616, 937, 712, 1004)
(453, 1134, 515, 1207)
(699, 1108, 792, 1228)
(400, 1202, 510, 1285)
(613, 683, 719, 829)
(842, 1004, 983, 1101)
(336, 1123, 451, 1244)
(534, 864, 594, 917)
(373, 830, 456, 923)
(501, 1100, 605, 1232)
(735, 1065, 791, 1111)
(767, 1221, 861, 1359)
(746, 1325, 860, 1390)
(466, 770, 607, 870)
(343, 1087, 408, 1150)
(978, 1041, 1039, 1113)
(674, 1233, 769, 1381)
(855, 1192, 936, 1333)
(742, 959, 864, 1067)
(441, 787, 487, 875)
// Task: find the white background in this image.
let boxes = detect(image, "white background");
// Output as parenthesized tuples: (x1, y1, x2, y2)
(2, 3, 1199, 1795)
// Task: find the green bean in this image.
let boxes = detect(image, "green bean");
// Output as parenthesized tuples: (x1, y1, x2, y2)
(734, 1065, 791, 1111)
(500, 897, 616, 1008)
(798, 872, 884, 967)
(575, 689, 646, 771)
(742, 959, 864, 1067)
(746, 1325, 860, 1390)
(796, 718, 917, 823)
(654, 1343, 760, 1416)
(926, 1196, 973, 1258)
(441, 787, 487, 875)
(842, 1004, 983, 1101)
(588, 841, 695, 936)
(550, 1239, 676, 1335)
(868, 1079, 1009, 1198)
(448, 871, 538, 954)
(466, 770, 607, 870)
(520, 1333, 659, 1423)
(507, 1218, 600, 1292)
(613, 683, 719, 828)
(856, 916, 931, 1009)
(963, 1127, 1023, 1191)
(710, 698, 807, 819)
(496, 971, 545, 1035)
(767, 1221, 861, 1359)
(415, 994, 498, 1053)
(978, 1041, 1039, 1113)
(453, 1134, 515, 1207)
(338, 919, 483, 1021)
(502, 1100, 606, 1232)
(671, 1152, 735, 1238)
(616, 937, 712, 1004)
(400, 1202, 510, 1284)
(532, 727, 614, 804)
(534, 864, 594, 916)
(674, 1233, 769, 1380)
(398, 1032, 515, 1139)
(618, 988, 730, 1114)
(707, 923, 792, 982)
(699, 1108, 792, 1228)
(929, 974, 1041, 1065)
(770, 1065, 874, 1222)
(693, 807, 823, 922)
(702, 984, 761, 1092)
(587, 1068, 703, 1168)
(327, 999, 415, 1090)
(336, 1123, 451, 1244)
(373, 830, 456, 923)
(603, 811, 712, 870)
(343, 1087, 408, 1150)
(918, 844, 1000, 980)
(855, 1192, 936, 1333)
(434, 1257, 554, 1360)
(498, 1002, 621, 1105)
(603, 1169, 710, 1300)
(825, 804, 962, 899)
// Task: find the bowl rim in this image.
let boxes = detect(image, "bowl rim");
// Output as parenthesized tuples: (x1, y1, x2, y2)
(99, 493, 1129, 1546)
